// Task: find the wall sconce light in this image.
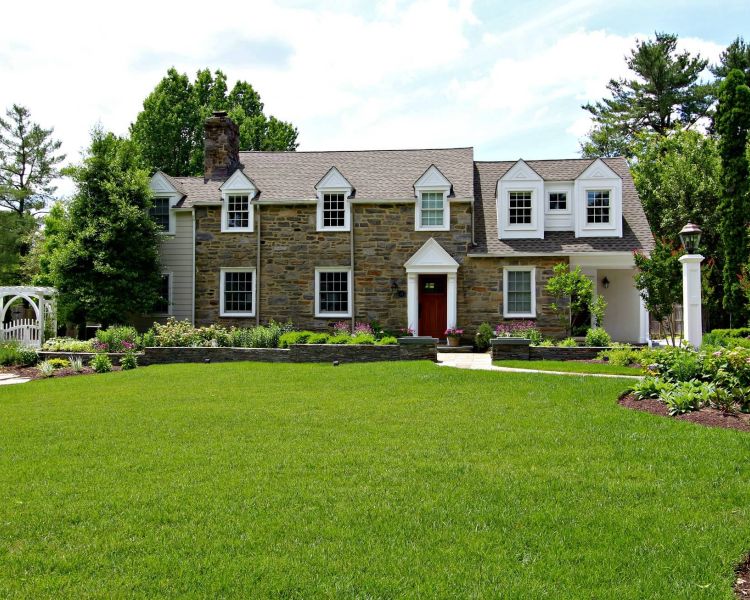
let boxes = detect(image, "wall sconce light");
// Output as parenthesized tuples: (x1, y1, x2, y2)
(391, 280, 406, 298)
(602, 276, 610, 289)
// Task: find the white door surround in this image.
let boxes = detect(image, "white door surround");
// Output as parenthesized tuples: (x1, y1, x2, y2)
(404, 238, 459, 336)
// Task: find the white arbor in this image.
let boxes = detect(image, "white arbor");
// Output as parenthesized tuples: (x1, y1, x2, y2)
(0, 286, 57, 348)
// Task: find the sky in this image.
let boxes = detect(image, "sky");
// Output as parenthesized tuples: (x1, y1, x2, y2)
(1, 0, 747, 197)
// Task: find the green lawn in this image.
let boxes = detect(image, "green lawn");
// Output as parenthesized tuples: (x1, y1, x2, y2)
(493, 359, 644, 376)
(1, 362, 749, 598)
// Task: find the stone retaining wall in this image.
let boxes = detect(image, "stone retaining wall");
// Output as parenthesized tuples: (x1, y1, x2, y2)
(490, 338, 530, 360)
(141, 347, 289, 365)
(529, 346, 612, 361)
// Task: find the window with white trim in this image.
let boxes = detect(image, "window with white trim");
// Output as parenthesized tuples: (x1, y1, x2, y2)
(508, 191, 532, 225)
(419, 192, 446, 228)
(220, 268, 255, 317)
(548, 191, 567, 211)
(154, 273, 171, 314)
(586, 190, 610, 224)
(315, 268, 352, 317)
(322, 193, 346, 228)
(503, 267, 536, 318)
(225, 194, 251, 229)
(149, 197, 172, 232)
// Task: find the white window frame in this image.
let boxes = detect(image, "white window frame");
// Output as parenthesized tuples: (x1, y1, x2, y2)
(503, 266, 536, 318)
(221, 192, 254, 233)
(545, 189, 570, 214)
(506, 190, 535, 228)
(415, 190, 450, 231)
(316, 189, 351, 232)
(219, 267, 256, 317)
(153, 271, 173, 316)
(150, 196, 179, 235)
(314, 267, 353, 318)
(584, 189, 612, 226)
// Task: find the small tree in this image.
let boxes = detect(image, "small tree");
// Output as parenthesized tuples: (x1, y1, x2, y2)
(546, 263, 606, 337)
(633, 240, 682, 345)
(49, 128, 161, 332)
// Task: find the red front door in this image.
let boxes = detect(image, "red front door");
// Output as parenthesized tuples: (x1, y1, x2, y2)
(418, 274, 447, 338)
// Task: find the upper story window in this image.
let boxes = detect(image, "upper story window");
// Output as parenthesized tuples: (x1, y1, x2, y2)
(150, 197, 171, 232)
(225, 194, 250, 229)
(548, 192, 567, 211)
(220, 170, 256, 233)
(322, 193, 346, 228)
(419, 192, 446, 228)
(414, 164, 451, 232)
(586, 190, 610, 224)
(508, 191, 532, 225)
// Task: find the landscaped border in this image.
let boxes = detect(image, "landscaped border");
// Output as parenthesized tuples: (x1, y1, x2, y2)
(490, 338, 616, 361)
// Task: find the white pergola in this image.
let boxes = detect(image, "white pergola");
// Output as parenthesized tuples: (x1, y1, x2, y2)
(0, 286, 57, 347)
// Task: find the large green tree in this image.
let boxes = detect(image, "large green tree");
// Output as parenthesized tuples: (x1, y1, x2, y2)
(131, 68, 298, 176)
(711, 36, 750, 84)
(581, 33, 714, 158)
(49, 128, 162, 329)
(715, 69, 750, 324)
(0, 104, 65, 216)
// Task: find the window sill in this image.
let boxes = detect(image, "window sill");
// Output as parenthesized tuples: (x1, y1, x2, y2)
(220, 228, 254, 233)
(219, 311, 255, 318)
(503, 312, 536, 319)
(315, 312, 352, 319)
(415, 225, 450, 232)
(316, 227, 350, 232)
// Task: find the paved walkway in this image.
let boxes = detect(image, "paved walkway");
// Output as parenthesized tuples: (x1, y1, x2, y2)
(0, 372, 31, 385)
(437, 352, 642, 380)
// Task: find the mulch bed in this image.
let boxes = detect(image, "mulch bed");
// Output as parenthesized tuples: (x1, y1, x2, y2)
(619, 393, 750, 433)
(737, 556, 750, 598)
(0, 365, 121, 380)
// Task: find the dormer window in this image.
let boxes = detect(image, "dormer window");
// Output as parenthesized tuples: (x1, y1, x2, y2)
(220, 170, 256, 233)
(316, 167, 352, 232)
(414, 165, 451, 232)
(508, 191, 532, 225)
(586, 190, 610, 224)
(418, 192, 447, 228)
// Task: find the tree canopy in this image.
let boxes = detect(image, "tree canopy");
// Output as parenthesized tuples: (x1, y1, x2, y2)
(131, 68, 298, 176)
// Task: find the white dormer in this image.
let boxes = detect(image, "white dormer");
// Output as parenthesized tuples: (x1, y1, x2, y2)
(497, 160, 544, 240)
(149, 172, 183, 235)
(315, 167, 353, 232)
(414, 165, 451, 232)
(573, 159, 622, 238)
(220, 169, 257, 233)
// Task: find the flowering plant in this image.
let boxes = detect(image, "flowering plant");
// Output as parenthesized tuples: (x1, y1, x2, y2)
(399, 327, 415, 336)
(495, 320, 536, 337)
(445, 328, 464, 337)
(332, 321, 351, 335)
(353, 322, 374, 335)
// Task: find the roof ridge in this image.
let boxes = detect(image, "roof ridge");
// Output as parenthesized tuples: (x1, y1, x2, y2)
(239, 146, 474, 154)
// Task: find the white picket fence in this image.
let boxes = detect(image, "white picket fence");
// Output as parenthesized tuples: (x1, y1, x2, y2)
(2, 318, 41, 348)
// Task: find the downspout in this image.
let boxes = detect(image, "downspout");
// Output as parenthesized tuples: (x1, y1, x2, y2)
(191, 209, 196, 325)
(350, 201, 355, 331)
(256, 204, 261, 326)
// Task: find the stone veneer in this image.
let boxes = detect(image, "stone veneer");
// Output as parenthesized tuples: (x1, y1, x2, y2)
(194, 200, 568, 337)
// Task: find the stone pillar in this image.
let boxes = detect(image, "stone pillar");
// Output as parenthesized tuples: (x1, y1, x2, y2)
(679, 254, 704, 348)
(204, 111, 240, 180)
(407, 273, 418, 334)
(447, 272, 457, 330)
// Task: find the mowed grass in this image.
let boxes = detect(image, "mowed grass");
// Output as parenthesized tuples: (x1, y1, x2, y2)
(1, 362, 749, 598)
(494, 359, 643, 376)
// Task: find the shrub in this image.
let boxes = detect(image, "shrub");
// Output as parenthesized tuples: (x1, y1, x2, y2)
(42, 337, 94, 352)
(376, 336, 398, 345)
(351, 333, 376, 345)
(120, 352, 138, 370)
(91, 353, 112, 373)
(538, 338, 554, 347)
(328, 334, 352, 345)
(703, 328, 750, 348)
(278, 331, 314, 348)
(0, 343, 39, 367)
(16, 346, 38, 366)
(46, 358, 70, 370)
(95, 325, 139, 352)
(353, 322, 374, 336)
(68, 356, 85, 372)
(37, 361, 55, 378)
(332, 321, 350, 335)
(647, 347, 703, 383)
(632, 376, 673, 400)
(584, 328, 612, 347)
(662, 380, 714, 415)
(557, 338, 578, 348)
(598, 345, 643, 367)
(307, 333, 330, 344)
(475, 323, 494, 351)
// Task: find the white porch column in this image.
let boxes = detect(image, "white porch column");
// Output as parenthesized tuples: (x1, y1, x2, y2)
(638, 295, 649, 344)
(407, 273, 419, 334)
(446, 272, 457, 330)
(679, 254, 704, 348)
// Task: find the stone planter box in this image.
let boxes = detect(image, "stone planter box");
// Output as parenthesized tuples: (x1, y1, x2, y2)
(529, 346, 613, 361)
(490, 338, 531, 360)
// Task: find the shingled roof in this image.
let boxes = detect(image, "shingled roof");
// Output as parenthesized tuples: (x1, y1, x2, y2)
(471, 157, 654, 255)
(173, 147, 475, 207)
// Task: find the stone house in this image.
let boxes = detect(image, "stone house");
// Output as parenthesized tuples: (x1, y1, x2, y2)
(148, 111, 654, 342)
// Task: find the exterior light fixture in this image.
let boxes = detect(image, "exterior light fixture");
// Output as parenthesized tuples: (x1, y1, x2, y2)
(679, 222, 702, 255)
(602, 276, 610, 289)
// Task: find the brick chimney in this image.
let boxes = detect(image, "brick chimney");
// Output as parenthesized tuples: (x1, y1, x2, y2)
(204, 110, 240, 180)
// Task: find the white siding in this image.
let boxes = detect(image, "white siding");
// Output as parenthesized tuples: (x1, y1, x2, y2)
(158, 211, 193, 322)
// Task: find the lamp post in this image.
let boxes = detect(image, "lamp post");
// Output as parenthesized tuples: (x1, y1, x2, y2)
(678, 223, 703, 347)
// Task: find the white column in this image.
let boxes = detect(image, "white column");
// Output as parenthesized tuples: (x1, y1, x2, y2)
(679, 254, 704, 348)
(638, 295, 650, 344)
(446, 272, 457, 330)
(407, 273, 418, 334)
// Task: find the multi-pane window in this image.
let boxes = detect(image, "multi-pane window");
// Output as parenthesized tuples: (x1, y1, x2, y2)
(222, 270, 254, 315)
(420, 192, 445, 227)
(508, 191, 532, 224)
(504, 268, 534, 317)
(586, 190, 610, 224)
(322, 193, 346, 228)
(154, 273, 171, 314)
(150, 197, 171, 232)
(549, 192, 567, 211)
(226, 195, 250, 229)
(317, 270, 350, 315)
